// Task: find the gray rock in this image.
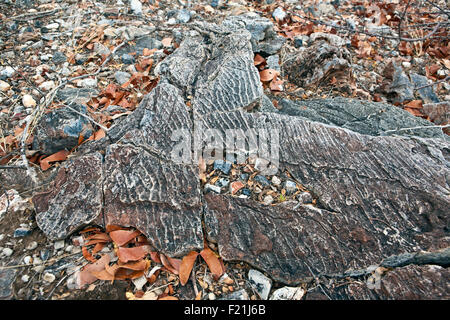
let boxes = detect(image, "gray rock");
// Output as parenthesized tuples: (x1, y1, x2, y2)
(219, 289, 249, 300)
(56, 88, 98, 104)
(32, 104, 94, 155)
(282, 37, 352, 90)
(32, 21, 450, 290)
(176, 9, 191, 23)
(272, 7, 287, 21)
(266, 55, 280, 71)
(0, 268, 17, 299)
(130, 0, 142, 15)
(0, 66, 15, 79)
(114, 71, 131, 85)
(278, 97, 447, 139)
(410, 73, 439, 103)
(248, 269, 272, 300)
(222, 13, 286, 54)
(270, 286, 305, 300)
(52, 51, 66, 64)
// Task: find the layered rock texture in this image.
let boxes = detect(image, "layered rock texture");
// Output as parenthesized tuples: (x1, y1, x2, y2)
(32, 18, 449, 297)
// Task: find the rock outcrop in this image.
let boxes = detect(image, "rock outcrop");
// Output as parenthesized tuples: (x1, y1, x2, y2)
(32, 18, 449, 295)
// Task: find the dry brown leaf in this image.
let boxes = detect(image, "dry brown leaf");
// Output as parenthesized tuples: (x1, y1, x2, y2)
(40, 150, 70, 171)
(109, 229, 141, 247)
(179, 251, 199, 286)
(82, 245, 97, 263)
(404, 100, 423, 109)
(254, 53, 265, 66)
(160, 254, 180, 275)
(158, 296, 179, 300)
(117, 245, 151, 263)
(259, 69, 278, 82)
(200, 247, 224, 279)
(78, 254, 110, 287)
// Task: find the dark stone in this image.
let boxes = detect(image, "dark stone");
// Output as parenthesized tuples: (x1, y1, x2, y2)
(0, 268, 17, 300)
(278, 97, 448, 139)
(33, 153, 104, 240)
(282, 36, 353, 91)
(52, 51, 67, 64)
(213, 160, 232, 175)
(254, 175, 270, 186)
(13, 228, 32, 238)
(32, 104, 94, 155)
(32, 20, 450, 292)
(313, 264, 450, 299)
(56, 88, 98, 104)
(410, 73, 440, 103)
(121, 53, 135, 64)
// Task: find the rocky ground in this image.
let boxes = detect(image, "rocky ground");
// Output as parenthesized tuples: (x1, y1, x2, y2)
(0, 0, 449, 300)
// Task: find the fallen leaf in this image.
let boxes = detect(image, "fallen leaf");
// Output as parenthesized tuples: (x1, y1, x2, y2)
(117, 245, 151, 263)
(160, 253, 180, 275)
(259, 69, 278, 82)
(82, 245, 97, 263)
(404, 100, 423, 109)
(158, 296, 179, 300)
(109, 229, 141, 247)
(40, 150, 70, 171)
(78, 254, 110, 288)
(200, 247, 224, 279)
(254, 54, 265, 66)
(179, 251, 199, 286)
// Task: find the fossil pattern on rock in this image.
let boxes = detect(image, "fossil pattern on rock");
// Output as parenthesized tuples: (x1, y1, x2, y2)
(32, 18, 449, 291)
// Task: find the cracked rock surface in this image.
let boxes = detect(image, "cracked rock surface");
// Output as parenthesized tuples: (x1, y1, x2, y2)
(33, 20, 449, 289)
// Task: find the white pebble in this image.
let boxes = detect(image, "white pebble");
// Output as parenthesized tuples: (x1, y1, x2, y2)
(2, 247, 13, 257)
(21, 275, 30, 282)
(208, 292, 216, 300)
(23, 256, 33, 264)
(22, 94, 36, 108)
(54, 240, 65, 250)
(43, 272, 56, 283)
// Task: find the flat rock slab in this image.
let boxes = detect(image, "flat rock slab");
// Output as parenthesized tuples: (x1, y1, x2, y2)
(309, 264, 450, 300)
(32, 18, 449, 288)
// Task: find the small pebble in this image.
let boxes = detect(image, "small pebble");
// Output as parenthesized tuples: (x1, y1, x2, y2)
(208, 292, 216, 300)
(241, 188, 251, 197)
(213, 160, 232, 175)
(43, 272, 56, 283)
(230, 181, 244, 195)
(26, 241, 38, 250)
(271, 176, 281, 186)
(23, 256, 33, 265)
(54, 240, 65, 250)
(13, 227, 32, 238)
(21, 275, 30, 282)
(284, 180, 297, 194)
(0, 80, 10, 92)
(205, 184, 221, 194)
(254, 175, 271, 186)
(2, 247, 13, 257)
(263, 195, 274, 205)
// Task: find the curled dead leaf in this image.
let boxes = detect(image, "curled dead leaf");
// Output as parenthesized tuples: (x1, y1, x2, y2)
(259, 69, 278, 82)
(179, 251, 199, 286)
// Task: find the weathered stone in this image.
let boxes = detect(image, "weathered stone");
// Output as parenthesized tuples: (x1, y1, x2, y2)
(282, 36, 353, 91)
(32, 21, 450, 295)
(222, 13, 286, 54)
(102, 143, 204, 257)
(32, 104, 94, 155)
(278, 97, 448, 139)
(33, 153, 103, 240)
(311, 264, 450, 300)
